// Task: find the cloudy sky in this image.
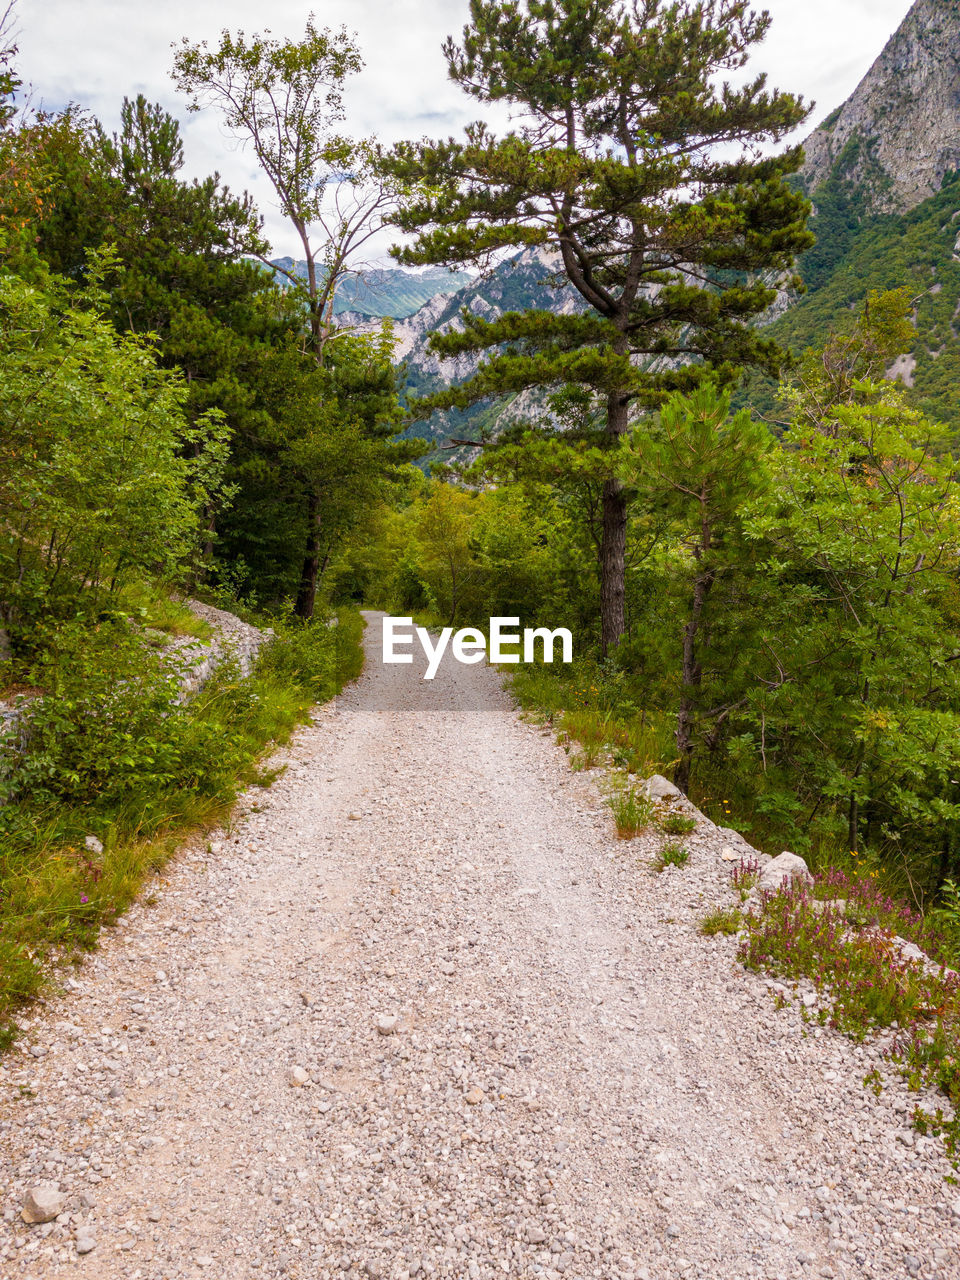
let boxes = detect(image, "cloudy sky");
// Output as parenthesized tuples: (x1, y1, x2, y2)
(11, 0, 915, 261)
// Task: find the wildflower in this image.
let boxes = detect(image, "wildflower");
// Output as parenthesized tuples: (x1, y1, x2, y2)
(80, 894, 88, 904)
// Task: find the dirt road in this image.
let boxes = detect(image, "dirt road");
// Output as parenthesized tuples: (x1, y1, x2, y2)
(0, 612, 956, 1280)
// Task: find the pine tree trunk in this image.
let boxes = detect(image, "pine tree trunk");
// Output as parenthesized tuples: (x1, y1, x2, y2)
(600, 386, 630, 656)
(295, 491, 322, 620)
(674, 562, 715, 795)
(201, 510, 216, 573)
(600, 478, 627, 655)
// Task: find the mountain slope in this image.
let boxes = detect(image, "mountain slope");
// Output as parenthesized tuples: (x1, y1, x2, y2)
(748, 175, 960, 432)
(347, 250, 581, 449)
(800, 0, 960, 216)
(747, 0, 960, 436)
(269, 260, 473, 319)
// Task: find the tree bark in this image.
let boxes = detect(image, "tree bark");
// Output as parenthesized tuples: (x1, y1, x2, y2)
(600, 385, 630, 656)
(848, 792, 859, 856)
(600, 478, 627, 656)
(295, 491, 322, 620)
(674, 564, 715, 795)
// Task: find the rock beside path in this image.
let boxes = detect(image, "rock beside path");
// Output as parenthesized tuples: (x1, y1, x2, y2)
(758, 850, 815, 892)
(171, 598, 273, 697)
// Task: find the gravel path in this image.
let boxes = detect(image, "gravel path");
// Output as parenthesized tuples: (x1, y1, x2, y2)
(1, 612, 957, 1280)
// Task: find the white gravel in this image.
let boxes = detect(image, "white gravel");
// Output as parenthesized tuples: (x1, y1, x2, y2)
(0, 610, 957, 1280)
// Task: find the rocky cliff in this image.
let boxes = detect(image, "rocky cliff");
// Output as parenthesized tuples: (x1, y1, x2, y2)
(343, 249, 580, 449)
(801, 0, 960, 213)
(270, 261, 473, 319)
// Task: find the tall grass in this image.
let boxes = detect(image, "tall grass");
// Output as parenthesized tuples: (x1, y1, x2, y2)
(607, 777, 655, 838)
(511, 659, 674, 777)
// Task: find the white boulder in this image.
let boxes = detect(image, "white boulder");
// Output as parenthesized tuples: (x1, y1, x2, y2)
(758, 851, 814, 893)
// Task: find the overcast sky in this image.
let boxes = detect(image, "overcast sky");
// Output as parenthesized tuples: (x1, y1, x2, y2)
(11, 0, 915, 261)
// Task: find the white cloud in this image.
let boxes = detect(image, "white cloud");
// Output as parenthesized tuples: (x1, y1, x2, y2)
(12, 0, 916, 258)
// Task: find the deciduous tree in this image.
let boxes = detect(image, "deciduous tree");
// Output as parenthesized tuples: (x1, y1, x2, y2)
(172, 20, 402, 360)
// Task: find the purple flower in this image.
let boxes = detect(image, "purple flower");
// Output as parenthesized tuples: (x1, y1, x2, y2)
(80, 895, 88, 904)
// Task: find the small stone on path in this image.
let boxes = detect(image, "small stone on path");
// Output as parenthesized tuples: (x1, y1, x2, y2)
(21, 1187, 64, 1224)
(75, 1228, 96, 1255)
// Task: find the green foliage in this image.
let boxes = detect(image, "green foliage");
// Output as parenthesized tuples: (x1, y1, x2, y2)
(740, 879, 958, 1035)
(619, 382, 774, 790)
(0, 620, 190, 812)
(745, 174, 960, 439)
(699, 907, 742, 936)
(256, 610, 365, 702)
(218, 322, 419, 614)
(173, 20, 406, 358)
(349, 475, 573, 631)
(0, 263, 231, 633)
(744, 378, 960, 860)
(0, 606, 364, 1044)
(659, 813, 697, 836)
(740, 875, 960, 1166)
(928, 881, 960, 968)
(383, 0, 812, 650)
(462, 291, 960, 901)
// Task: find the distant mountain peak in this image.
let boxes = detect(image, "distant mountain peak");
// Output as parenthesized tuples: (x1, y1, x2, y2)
(267, 260, 472, 319)
(801, 0, 960, 213)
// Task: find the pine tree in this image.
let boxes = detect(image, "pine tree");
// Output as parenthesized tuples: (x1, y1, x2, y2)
(384, 0, 813, 651)
(621, 382, 773, 791)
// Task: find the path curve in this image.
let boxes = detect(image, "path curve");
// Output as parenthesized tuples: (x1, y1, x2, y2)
(0, 612, 956, 1280)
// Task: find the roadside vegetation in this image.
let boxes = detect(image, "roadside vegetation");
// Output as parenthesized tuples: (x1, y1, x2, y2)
(735, 869, 960, 1167)
(0, 612, 364, 1048)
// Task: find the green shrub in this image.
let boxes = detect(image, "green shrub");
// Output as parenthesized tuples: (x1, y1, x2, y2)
(0, 264, 232, 631)
(0, 605, 365, 1047)
(928, 880, 960, 968)
(257, 609, 365, 701)
(0, 619, 188, 811)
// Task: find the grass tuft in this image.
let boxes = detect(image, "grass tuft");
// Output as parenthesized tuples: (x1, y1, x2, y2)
(608, 780, 655, 839)
(655, 842, 689, 872)
(659, 812, 697, 836)
(700, 907, 743, 936)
